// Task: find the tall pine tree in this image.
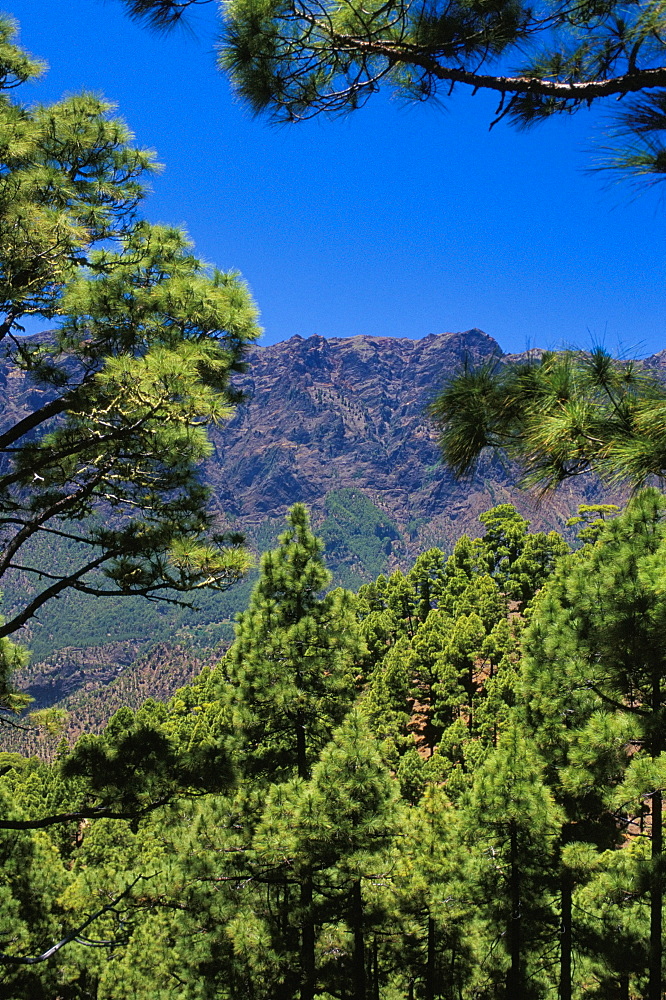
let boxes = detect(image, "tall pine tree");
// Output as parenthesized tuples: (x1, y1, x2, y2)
(222, 504, 361, 782)
(522, 488, 666, 1000)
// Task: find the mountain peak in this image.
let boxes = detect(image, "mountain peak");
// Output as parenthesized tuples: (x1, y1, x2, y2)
(207, 328, 598, 582)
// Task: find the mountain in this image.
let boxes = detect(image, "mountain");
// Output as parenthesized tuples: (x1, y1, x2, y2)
(0, 328, 630, 732)
(203, 329, 609, 582)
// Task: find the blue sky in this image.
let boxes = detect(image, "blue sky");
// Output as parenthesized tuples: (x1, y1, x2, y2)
(6, 0, 666, 355)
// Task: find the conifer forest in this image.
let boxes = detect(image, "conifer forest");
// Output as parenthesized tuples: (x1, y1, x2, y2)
(5, 2, 666, 999)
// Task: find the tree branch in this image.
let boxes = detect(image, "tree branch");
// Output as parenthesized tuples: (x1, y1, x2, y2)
(0, 552, 113, 639)
(324, 31, 666, 100)
(0, 410, 163, 492)
(0, 873, 157, 965)
(0, 475, 105, 578)
(0, 395, 72, 451)
(587, 682, 649, 717)
(0, 797, 174, 831)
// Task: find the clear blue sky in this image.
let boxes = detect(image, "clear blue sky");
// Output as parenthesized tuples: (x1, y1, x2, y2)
(6, 0, 666, 355)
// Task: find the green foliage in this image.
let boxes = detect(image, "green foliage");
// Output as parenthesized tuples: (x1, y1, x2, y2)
(0, 608, 29, 712)
(2, 497, 654, 997)
(220, 504, 362, 780)
(0, 17, 260, 710)
(463, 724, 563, 997)
(291, 710, 403, 999)
(432, 348, 666, 491)
(524, 488, 666, 757)
(320, 488, 402, 585)
(518, 489, 666, 998)
(357, 504, 544, 797)
(60, 697, 234, 819)
(565, 502, 621, 546)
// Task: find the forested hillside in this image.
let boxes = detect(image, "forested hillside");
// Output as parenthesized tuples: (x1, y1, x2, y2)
(0, 330, 632, 727)
(2, 497, 665, 999)
(3, 9, 666, 998)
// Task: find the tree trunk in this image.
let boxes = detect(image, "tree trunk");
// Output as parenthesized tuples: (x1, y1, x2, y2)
(425, 915, 435, 1000)
(560, 867, 572, 1000)
(300, 871, 315, 1000)
(372, 937, 380, 1000)
(295, 636, 308, 780)
(350, 879, 366, 1000)
(649, 788, 662, 1000)
(296, 707, 308, 780)
(506, 819, 521, 1000)
(649, 660, 663, 1000)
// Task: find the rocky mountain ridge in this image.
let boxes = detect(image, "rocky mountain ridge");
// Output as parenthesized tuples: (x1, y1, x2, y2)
(204, 328, 610, 569)
(0, 327, 645, 734)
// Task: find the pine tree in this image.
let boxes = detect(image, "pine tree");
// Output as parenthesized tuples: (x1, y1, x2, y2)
(0, 15, 260, 707)
(464, 723, 562, 999)
(507, 530, 570, 605)
(230, 710, 403, 1000)
(222, 504, 362, 781)
(397, 785, 473, 1000)
(407, 548, 446, 624)
(477, 505, 530, 586)
(362, 635, 413, 757)
(118, 0, 666, 192)
(521, 488, 666, 1000)
(435, 535, 483, 610)
(384, 570, 418, 639)
(296, 710, 402, 1000)
(433, 348, 666, 491)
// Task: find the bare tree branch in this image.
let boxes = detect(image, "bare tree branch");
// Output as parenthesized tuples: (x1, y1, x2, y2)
(0, 797, 177, 831)
(0, 874, 157, 965)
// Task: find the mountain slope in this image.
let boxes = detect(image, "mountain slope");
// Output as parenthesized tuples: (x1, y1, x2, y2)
(0, 328, 631, 724)
(205, 329, 608, 569)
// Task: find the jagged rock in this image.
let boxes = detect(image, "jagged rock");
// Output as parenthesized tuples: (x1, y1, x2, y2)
(0, 327, 640, 733)
(204, 329, 614, 562)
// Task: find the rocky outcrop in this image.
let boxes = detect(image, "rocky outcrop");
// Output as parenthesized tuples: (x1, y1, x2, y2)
(204, 329, 611, 561)
(1, 326, 633, 582)
(0, 327, 642, 737)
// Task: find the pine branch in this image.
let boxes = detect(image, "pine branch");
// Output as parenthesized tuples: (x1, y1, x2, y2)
(0, 874, 157, 964)
(0, 552, 113, 639)
(325, 35, 666, 102)
(0, 797, 175, 831)
(119, 0, 213, 30)
(0, 395, 71, 450)
(0, 475, 105, 577)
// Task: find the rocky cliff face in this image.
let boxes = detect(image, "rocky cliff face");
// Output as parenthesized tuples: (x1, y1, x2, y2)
(209, 329, 492, 520)
(1, 326, 630, 588)
(0, 327, 641, 734)
(204, 329, 610, 571)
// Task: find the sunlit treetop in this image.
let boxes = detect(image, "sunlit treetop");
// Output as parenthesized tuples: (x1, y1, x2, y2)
(430, 347, 666, 493)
